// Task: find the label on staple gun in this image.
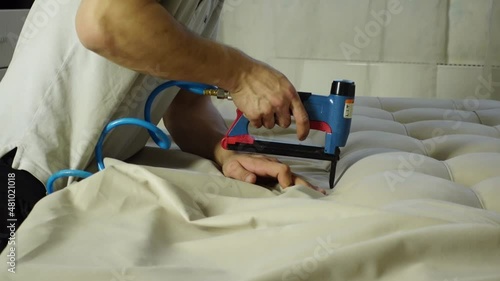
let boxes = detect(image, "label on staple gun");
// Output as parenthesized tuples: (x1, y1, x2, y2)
(344, 99, 354, 119)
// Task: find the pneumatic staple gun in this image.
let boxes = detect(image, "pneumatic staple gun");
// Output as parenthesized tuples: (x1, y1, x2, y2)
(221, 80, 356, 189)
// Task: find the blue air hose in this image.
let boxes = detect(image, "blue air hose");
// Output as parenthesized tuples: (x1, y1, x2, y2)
(46, 81, 218, 194)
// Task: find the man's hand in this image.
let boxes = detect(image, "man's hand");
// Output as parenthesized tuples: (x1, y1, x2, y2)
(229, 60, 310, 141)
(216, 149, 325, 195)
(231, 60, 309, 140)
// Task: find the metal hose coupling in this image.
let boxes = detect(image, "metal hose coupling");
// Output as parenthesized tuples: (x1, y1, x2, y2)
(204, 88, 232, 100)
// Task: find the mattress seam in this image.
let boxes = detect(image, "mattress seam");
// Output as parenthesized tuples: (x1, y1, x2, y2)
(493, 126, 500, 138)
(470, 186, 487, 210)
(441, 161, 455, 186)
(401, 123, 410, 137)
(419, 139, 430, 157)
(376, 97, 383, 110)
(442, 161, 484, 210)
(472, 110, 483, 125)
(388, 110, 396, 122)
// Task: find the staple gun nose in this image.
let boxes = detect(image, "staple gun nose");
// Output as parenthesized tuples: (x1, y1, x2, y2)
(222, 80, 356, 189)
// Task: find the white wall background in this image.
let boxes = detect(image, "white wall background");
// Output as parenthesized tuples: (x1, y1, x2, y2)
(217, 0, 500, 100)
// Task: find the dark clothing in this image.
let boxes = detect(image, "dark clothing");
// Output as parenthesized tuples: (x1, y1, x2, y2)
(1, 149, 45, 252)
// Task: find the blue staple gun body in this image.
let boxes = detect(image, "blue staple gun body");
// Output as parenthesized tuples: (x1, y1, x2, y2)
(222, 80, 356, 189)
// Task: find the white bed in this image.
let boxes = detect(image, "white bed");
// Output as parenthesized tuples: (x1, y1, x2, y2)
(1, 96, 500, 281)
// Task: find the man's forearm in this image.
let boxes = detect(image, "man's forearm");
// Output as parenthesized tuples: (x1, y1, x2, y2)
(76, 0, 250, 91)
(163, 90, 234, 166)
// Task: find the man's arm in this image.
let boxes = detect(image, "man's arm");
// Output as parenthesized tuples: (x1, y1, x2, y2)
(76, 0, 243, 91)
(164, 90, 323, 192)
(76, 0, 310, 140)
(163, 90, 229, 165)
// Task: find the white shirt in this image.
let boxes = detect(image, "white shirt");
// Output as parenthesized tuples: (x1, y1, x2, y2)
(0, 0, 223, 191)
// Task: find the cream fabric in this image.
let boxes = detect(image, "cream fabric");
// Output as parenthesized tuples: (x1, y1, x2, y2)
(1, 97, 499, 281)
(0, 0, 223, 190)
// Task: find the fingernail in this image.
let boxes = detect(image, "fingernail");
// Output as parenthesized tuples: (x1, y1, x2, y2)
(245, 175, 253, 183)
(314, 186, 326, 195)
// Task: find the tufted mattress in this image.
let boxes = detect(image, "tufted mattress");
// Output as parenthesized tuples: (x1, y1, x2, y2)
(1, 97, 499, 281)
(327, 97, 500, 212)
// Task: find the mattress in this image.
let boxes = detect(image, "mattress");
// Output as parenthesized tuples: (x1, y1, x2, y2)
(1, 97, 499, 281)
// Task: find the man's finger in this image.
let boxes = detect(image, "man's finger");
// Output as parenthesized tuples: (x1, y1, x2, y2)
(223, 160, 257, 183)
(275, 108, 291, 128)
(237, 157, 293, 188)
(262, 113, 275, 129)
(250, 118, 263, 129)
(292, 174, 326, 195)
(290, 97, 310, 141)
(275, 163, 294, 188)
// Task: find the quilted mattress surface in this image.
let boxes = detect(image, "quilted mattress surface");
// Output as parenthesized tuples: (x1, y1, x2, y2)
(330, 97, 500, 212)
